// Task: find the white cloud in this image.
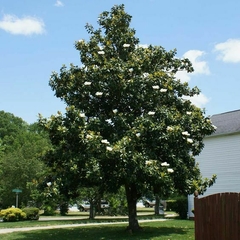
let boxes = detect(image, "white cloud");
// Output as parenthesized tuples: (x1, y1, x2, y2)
(214, 39, 240, 63)
(184, 50, 210, 75)
(184, 93, 210, 108)
(175, 50, 210, 82)
(0, 14, 45, 35)
(54, 0, 64, 7)
(174, 70, 190, 82)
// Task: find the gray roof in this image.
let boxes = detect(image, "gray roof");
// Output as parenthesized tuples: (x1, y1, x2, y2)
(210, 110, 240, 136)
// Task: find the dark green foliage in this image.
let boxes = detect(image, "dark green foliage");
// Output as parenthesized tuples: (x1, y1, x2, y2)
(0, 207, 27, 222)
(42, 205, 57, 216)
(59, 202, 69, 216)
(166, 196, 188, 219)
(0, 111, 50, 208)
(22, 207, 39, 220)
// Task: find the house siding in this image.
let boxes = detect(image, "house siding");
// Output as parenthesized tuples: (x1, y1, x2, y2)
(188, 133, 240, 218)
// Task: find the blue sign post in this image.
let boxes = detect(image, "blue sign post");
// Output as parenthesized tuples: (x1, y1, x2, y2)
(12, 189, 22, 208)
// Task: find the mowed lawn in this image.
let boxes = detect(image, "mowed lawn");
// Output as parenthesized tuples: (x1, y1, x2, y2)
(0, 220, 194, 240)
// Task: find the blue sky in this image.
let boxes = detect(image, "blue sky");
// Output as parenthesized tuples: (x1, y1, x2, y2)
(1, 0, 240, 124)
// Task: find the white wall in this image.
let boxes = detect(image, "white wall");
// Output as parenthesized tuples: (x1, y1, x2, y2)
(188, 133, 240, 217)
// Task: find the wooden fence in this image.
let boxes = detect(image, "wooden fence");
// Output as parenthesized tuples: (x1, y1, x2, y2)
(194, 192, 240, 240)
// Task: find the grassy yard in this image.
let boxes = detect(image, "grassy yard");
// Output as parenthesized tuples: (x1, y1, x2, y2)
(0, 220, 194, 240)
(0, 209, 175, 229)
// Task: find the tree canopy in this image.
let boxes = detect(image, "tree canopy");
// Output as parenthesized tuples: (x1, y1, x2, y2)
(0, 111, 50, 208)
(39, 4, 216, 231)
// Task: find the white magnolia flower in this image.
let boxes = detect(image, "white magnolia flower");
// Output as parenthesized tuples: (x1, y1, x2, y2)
(112, 109, 118, 114)
(152, 85, 160, 89)
(78, 39, 84, 43)
(129, 68, 133, 72)
(98, 51, 105, 55)
(143, 73, 149, 78)
(167, 168, 174, 173)
(167, 126, 173, 131)
(145, 160, 152, 165)
(160, 88, 167, 92)
(84, 81, 92, 86)
(106, 146, 113, 151)
(186, 111, 192, 115)
(95, 92, 103, 96)
(136, 133, 141, 137)
(148, 111, 155, 115)
(212, 125, 217, 130)
(101, 139, 110, 144)
(187, 138, 193, 144)
(161, 162, 170, 167)
(182, 131, 190, 136)
(79, 113, 85, 118)
(123, 43, 130, 47)
(86, 134, 93, 139)
(46, 182, 52, 187)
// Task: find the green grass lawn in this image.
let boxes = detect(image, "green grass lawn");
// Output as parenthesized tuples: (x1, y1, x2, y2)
(0, 209, 193, 239)
(0, 220, 194, 240)
(0, 210, 175, 229)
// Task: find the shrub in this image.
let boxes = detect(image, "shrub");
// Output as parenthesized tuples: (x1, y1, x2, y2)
(22, 207, 39, 220)
(59, 202, 69, 216)
(166, 199, 178, 211)
(0, 207, 27, 222)
(42, 205, 56, 216)
(166, 196, 188, 219)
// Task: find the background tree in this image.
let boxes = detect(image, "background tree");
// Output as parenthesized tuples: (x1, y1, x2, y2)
(39, 4, 216, 231)
(0, 111, 50, 208)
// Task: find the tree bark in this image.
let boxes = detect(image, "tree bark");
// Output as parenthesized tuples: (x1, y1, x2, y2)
(154, 195, 160, 215)
(125, 184, 141, 232)
(89, 200, 95, 220)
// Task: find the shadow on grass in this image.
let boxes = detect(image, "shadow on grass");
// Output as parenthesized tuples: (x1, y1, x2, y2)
(0, 221, 194, 240)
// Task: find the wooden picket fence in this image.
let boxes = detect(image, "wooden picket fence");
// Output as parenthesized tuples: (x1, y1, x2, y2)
(194, 192, 240, 240)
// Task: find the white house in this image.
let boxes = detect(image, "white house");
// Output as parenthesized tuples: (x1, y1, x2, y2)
(188, 110, 240, 218)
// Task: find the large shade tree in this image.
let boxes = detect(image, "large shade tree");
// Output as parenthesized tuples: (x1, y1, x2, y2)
(39, 4, 216, 231)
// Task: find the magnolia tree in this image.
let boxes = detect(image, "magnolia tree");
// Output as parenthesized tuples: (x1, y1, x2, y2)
(39, 5, 216, 231)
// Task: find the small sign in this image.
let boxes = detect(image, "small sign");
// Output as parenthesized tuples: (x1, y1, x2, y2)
(12, 189, 22, 193)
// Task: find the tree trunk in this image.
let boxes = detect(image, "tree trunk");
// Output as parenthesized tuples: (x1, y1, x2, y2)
(154, 195, 160, 215)
(125, 184, 141, 232)
(89, 200, 95, 220)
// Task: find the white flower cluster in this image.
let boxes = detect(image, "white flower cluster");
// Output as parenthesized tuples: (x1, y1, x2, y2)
(123, 43, 130, 47)
(98, 51, 105, 55)
(106, 146, 113, 151)
(161, 162, 170, 167)
(187, 138, 193, 144)
(101, 139, 110, 144)
(101, 139, 113, 151)
(160, 88, 167, 93)
(148, 111, 155, 115)
(95, 92, 103, 96)
(84, 81, 91, 86)
(142, 73, 149, 78)
(182, 131, 190, 136)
